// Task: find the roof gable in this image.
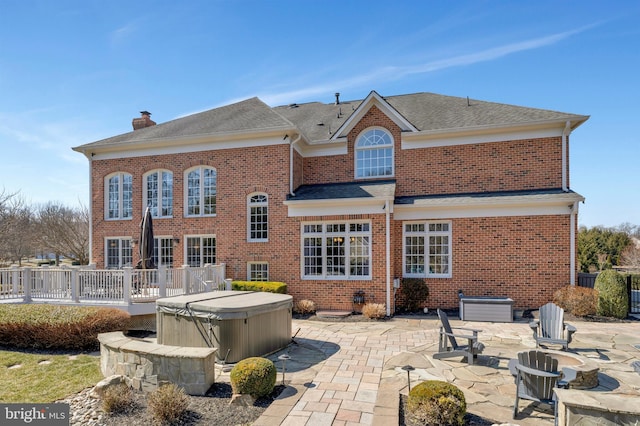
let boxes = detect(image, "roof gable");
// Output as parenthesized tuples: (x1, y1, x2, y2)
(330, 91, 418, 140)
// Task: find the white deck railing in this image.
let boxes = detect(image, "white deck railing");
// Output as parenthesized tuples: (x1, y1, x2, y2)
(0, 263, 229, 305)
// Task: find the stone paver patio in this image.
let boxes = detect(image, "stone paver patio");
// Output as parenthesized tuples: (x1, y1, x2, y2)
(216, 316, 640, 426)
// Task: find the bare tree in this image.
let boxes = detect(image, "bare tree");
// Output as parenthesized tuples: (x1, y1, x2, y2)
(35, 201, 90, 265)
(0, 194, 35, 266)
(620, 240, 640, 271)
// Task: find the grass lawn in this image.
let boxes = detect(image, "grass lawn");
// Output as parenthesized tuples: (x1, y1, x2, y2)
(0, 349, 102, 403)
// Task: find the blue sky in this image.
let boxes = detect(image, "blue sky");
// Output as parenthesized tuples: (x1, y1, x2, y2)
(0, 1, 638, 228)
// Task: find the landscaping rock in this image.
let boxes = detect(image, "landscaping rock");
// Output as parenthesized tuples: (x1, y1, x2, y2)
(91, 375, 125, 398)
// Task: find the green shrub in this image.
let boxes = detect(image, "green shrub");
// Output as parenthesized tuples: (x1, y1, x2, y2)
(407, 380, 466, 426)
(147, 383, 189, 424)
(101, 383, 133, 414)
(594, 270, 628, 319)
(553, 285, 598, 317)
(0, 305, 130, 350)
(230, 357, 277, 399)
(231, 281, 287, 294)
(400, 278, 429, 312)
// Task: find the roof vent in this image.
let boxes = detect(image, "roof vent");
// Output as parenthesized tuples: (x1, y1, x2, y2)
(335, 92, 340, 105)
(289, 103, 298, 108)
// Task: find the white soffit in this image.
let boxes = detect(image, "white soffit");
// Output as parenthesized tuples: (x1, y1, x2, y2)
(393, 193, 584, 220)
(284, 198, 388, 217)
(401, 126, 564, 150)
(88, 135, 288, 160)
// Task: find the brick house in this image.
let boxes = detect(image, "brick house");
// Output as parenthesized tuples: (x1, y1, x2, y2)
(72, 91, 588, 314)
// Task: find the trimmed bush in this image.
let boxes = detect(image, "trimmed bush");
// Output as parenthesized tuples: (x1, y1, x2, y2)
(231, 280, 287, 294)
(230, 357, 277, 399)
(362, 303, 386, 319)
(407, 380, 466, 426)
(594, 269, 629, 319)
(553, 285, 598, 317)
(293, 299, 316, 315)
(0, 305, 130, 351)
(101, 383, 133, 414)
(400, 278, 429, 312)
(147, 383, 190, 424)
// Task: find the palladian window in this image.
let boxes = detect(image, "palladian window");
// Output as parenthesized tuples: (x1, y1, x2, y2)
(355, 128, 394, 178)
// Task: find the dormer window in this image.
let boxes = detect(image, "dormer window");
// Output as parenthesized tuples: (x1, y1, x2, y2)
(355, 128, 394, 178)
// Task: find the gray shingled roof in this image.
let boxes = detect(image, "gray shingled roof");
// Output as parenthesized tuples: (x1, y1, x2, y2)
(287, 180, 396, 201)
(75, 91, 588, 151)
(75, 97, 295, 150)
(395, 188, 583, 205)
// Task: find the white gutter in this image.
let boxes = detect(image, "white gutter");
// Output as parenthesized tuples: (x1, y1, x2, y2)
(562, 121, 570, 192)
(385, 199, 391, 316)
(570, 201, 578, 286)
(289, 134, 302, 196)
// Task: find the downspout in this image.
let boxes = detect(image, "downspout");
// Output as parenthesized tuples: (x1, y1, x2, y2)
(289, 134, 302, 196)
(87, 153, 93, 265)
(385, 199, 391, 316)
(570, 201, 578, 286)
(562, 121, 570, 192)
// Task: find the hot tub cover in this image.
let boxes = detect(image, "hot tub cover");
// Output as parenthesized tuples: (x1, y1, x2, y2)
(156, 291, 293, 320)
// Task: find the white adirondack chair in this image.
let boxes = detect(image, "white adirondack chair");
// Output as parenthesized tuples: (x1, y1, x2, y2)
(529, 302, 576, 351)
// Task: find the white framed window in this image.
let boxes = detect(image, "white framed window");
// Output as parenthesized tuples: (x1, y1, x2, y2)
(355, 128, 394, 179)
(185, 235, 216, 267)
(403, 221, 452, 278)
(185, 166, 217, 217)
(144, 170, 173, 218)
(105, 238, 133, 269)
(153, 237, 174, 268)
(248, 262, 269, 281)
(248, 193, 268, 242)
(105, 172, 132, 220)
(301, 222, 371, 279)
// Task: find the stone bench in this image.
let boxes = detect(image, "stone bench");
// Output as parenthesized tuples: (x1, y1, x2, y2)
(98, 331, 217, 395)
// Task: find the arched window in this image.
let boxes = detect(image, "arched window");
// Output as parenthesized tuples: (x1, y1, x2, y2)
(144, 170, 173, 218)
(185, 166, 217, 217)
(355, 128, 394, 178)
(105, 172, 132, 220)
(248, 193, 268, 242)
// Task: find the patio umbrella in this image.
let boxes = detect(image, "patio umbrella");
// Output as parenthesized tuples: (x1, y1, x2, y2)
(136, 206, 156, 269)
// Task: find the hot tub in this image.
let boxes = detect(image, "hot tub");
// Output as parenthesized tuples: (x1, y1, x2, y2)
(156, 291, 292, 363)
(459, 296, 514, 322)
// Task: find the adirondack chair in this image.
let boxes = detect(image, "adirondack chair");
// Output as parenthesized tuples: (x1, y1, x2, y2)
(529, 302, 576, 351)
(512, 350, 562, 419)
(433, 309, 485, 364)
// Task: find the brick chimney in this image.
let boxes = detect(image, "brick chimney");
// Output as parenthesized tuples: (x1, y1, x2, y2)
(132, 111, 156, 130)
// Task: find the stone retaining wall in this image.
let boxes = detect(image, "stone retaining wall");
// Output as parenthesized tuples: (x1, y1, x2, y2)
(98, 331, 217, 395)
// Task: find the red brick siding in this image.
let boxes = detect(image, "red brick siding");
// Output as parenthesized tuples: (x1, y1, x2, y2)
(392, 215, 572, 310)
(91, 145, 292, 269)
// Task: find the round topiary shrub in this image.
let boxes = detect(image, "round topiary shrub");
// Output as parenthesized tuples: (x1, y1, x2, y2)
(230, 357, 277, 399)
(594, 269, 628, 319)
(407, 380, 466, 426)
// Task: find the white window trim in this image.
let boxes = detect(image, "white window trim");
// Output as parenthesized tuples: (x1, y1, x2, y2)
(247, 192, 268, 242)
(153, 235, 175, 268)
(354, 127, 395, 180)
(104, 172, 133, 221)
(402, 221, 452, 278)
(184, 234, 216, 267)
(300, 221, 372, 280)
(247, 261, 269, 281)
(184, 166, 217, 218)
(104, 237, 133, 269)
(143, 169, 174, 218)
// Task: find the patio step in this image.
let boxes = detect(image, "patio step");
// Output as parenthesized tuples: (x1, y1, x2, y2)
(316, 310, 352, 319)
